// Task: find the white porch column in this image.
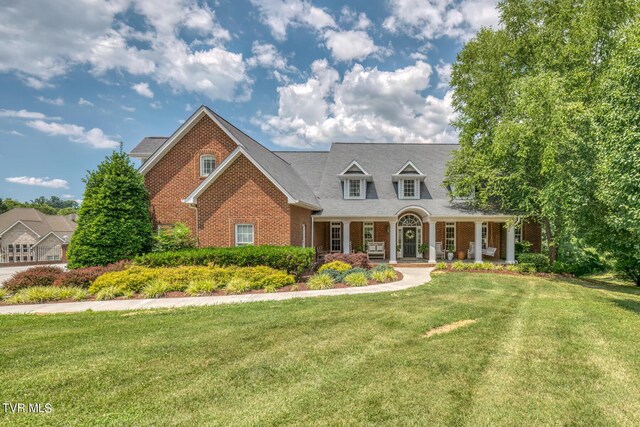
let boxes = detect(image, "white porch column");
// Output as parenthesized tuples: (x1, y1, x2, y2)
(342, 220, 351, 254)
(428, 220, 436, 263)
(474, 220, 483, 263)
(506, 224, 516, 264)
(389, 220, 397, 264)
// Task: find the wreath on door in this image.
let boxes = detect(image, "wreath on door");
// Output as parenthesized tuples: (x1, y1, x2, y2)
(404, 229, 415, 240)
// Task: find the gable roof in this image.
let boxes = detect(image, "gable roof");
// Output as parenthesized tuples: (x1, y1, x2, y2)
(130, 137, 167, 157)
(136, 106, 320, 209)
(0, 208, 77, 239)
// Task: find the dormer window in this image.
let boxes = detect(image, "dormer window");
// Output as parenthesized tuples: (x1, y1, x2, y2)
(200, 155, 216, 177)
(339, 160, 371, 200)
(393, 161, 425, 200)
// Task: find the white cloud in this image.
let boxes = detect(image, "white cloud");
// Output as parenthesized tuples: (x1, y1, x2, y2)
(324, 30, 384, 62)
(78, 97, 94, 106)
(121, 106, 136, 112)
(62, 194, 74, 199)
(5, 176, 69, 189)
(1, 130, 24, 136)
(36, 96, 64, 106)
(149, 101, 162, 109)
(26, 120, 120, 149)
(247, 42, 296, 72)
(384, 0, 500, 41)
(435, 62, 453, 88)
(0, 109, 61, 120)
(132, 82, 154, 98)
(250, 0, 336, 41)
(340, 7, 371, 30)
(0, 0, 251, 101)
(257, 60, 457, 148)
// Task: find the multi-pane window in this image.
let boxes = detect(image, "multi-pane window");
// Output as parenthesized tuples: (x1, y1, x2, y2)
(200, 155, 216, 177)
(235, 224, 254, 246)
(482, 222, 488, 249)
(403, 179, 416, 198)
(514, 226, 523, 243)
(345, 179, 364, 199)
(363, 222, 374, 247)
(330, 222, 342, 252)
(445, 222, 456, 251)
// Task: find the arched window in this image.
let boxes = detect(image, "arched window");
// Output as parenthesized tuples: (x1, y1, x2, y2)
(398, 214, 421, 227)
(200, 155, 216, 177)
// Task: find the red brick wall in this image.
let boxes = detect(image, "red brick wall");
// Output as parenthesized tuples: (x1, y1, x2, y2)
(197, 155, 291, 247)
(290, 206, 312, 247)
(145, 115, 237, 232)
(350, 221, 363, 251)
(374, 222, 390, 257)
(524, 221, 542, 253)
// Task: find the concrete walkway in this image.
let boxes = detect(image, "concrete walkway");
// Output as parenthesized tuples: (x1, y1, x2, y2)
(0, 267, 433, 315)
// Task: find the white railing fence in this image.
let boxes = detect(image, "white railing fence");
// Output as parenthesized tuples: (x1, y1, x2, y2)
(0, 245, 63, 263)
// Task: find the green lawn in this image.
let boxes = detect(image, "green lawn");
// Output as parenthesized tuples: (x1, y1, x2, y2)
(2, 273, 640, 426)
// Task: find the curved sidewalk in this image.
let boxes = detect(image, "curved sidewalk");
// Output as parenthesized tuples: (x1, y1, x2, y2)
(0, 267, 433, 315)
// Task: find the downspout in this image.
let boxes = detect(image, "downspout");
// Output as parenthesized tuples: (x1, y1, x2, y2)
(188, 203, 199, 247)
(311, 216, 315, 249)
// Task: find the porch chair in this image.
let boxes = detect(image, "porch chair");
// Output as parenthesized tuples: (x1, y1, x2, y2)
(436, 242, 444, 260)
(367, 242, 386, 259)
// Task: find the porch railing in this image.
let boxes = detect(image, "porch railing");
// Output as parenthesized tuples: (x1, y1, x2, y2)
(0, 245, 63, 264)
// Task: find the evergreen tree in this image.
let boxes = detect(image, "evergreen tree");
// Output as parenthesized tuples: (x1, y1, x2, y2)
(67, 150, 153, 268)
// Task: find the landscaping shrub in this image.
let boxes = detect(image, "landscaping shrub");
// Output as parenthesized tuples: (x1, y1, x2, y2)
(4, 266, 64, 291)
(316, 268, 345, 283)
(517, 253, 550, 272)
(434, 262, 448, 270)
(6, 286, 87, 304)
(225, 278, 253, 294)
(372, 263, 394, 272)
(185, 280, 223, 296)
(233, 266, 295, 289)
(53, 261, 128, 288)
(554, 239, 608, 276)
(343, 272, 369, 287)
(94, 286, 132, 301)
(318, 261, 352, 273)
(0, 289, 7, 300)
(324, 253, 370, 269)
(134, 245, 314, 277)
(516, 263, 536, 274)
(153, 222, 196, 252)
(370, 269, 398, 283)
(141, 280, 187, 298)
(307, 273, 335, 290)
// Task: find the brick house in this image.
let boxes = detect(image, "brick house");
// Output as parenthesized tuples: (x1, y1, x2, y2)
(130, 106, 541, 264)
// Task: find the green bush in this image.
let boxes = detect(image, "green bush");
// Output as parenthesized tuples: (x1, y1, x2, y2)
(134, 245, 314, 277)
(6, 286, 88, 304)
(4, 266, 64, 291)
(318, 261, 352, 273)
(94, 285, 133, 301)
(0, 289, 8, 300)
(451, 261, 470, 271)
(434, 262, 448, 270)
(372, 263, 394, 272)
(370, 269, 398, 283)
(516, 263, 536, 274)
(225, 278, 254, 294)
(141, 280, 187, 298)
(517, 253, 550, 272)
(307, 273, 335, 290)
(555, 239, 608, 276)
(153, 222, 196, 252)
(317, 268, 345, 283)
(233, 266, 295, 289)
(343, 272, 369, 287)
(185, 280, 223, 296)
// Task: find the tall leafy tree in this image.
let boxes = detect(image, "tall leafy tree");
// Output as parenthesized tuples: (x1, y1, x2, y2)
(67, 150, 153, 268)
(446, 0, 638, 261)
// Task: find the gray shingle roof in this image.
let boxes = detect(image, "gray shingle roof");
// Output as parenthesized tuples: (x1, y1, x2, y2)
(0, 208, 77, 239)
(130, 137, 167, 156)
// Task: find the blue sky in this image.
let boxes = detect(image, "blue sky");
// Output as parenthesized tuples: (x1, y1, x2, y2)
(0, 0, 499, 202)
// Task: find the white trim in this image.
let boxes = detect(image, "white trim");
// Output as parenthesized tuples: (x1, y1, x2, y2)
(140, 106, 244, 175)
(32, 232, 65, 247)
(363, 222, 374, 247)
(235, 224, 254, 246)
(199, 154, 216, 177)
(302, 223, 306, 248)
(399, 178, 419, 200)
(344, 178, 365, 200)
(445, 222, 456, 252)
(330, 222, 342, 252)
(392, 160, 426, 181)
(394, 206, 431, 218)
(338, 160, 372, 180)
(0, 220, 41, 238)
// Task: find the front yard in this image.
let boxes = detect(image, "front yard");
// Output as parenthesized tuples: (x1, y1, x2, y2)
(2, 272, 640, 425)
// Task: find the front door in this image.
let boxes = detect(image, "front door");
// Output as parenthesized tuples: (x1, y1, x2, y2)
(403, 227, 416, 257)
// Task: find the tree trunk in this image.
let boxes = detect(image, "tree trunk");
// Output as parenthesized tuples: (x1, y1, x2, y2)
(543, 218, 557, 263)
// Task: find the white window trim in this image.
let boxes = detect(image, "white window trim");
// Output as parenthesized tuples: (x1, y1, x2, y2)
(330, 222, 342, 252)
(344, 178, 365, 200)
(235, 224, 254, 246)
(363, 222, 374, 246)
(199, 154, 216, 177)
(302, 224, 306, 248)
(515, 225, 523, 243)
(445, 222, 456, 251)
(482, 222, 488, 249)
(399, 178, 419, 200)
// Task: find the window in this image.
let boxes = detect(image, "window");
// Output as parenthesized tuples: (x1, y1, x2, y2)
(445, 222, 456, 251)
(514, 225, 523, 243)
(400, 179, 418, 199)
(482, 222, 488, 249)
(235, 224, 254, 246)
(330, 222, 342, 252)
(363, 222, 374, 247)
(344, 179, 364, 199)
(200, 155, 216, 177)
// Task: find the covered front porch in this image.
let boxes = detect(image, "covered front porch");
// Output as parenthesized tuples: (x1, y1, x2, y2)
(312, 210, 540, 265)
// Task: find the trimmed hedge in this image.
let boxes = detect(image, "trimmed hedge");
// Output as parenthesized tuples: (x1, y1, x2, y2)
(318, 261, 352, 273)
(134, 245, 314, 277)
(3, 266, 65, 291)
(517, 253, 551, 272)
(53, 261, 129, 288)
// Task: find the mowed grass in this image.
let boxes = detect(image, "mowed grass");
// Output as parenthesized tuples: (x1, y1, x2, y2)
(2, 273, 640, 426)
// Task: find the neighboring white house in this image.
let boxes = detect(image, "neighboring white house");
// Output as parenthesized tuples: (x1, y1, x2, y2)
(0, 208, 76, 264)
